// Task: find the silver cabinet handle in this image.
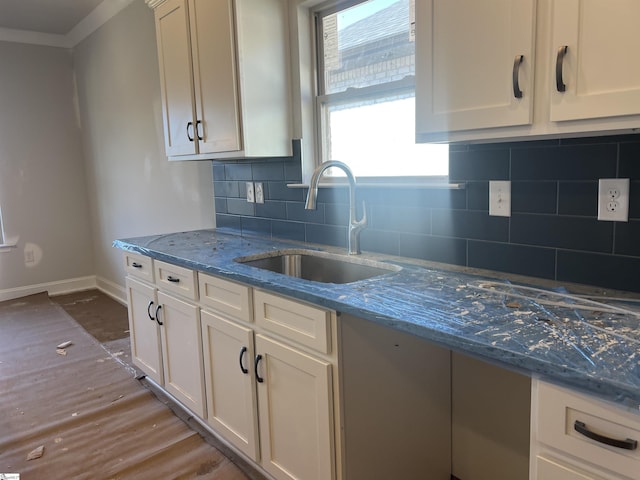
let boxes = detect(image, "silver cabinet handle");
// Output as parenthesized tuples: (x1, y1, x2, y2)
(512, 55, 524, 99)
(556, 45, 568, 92)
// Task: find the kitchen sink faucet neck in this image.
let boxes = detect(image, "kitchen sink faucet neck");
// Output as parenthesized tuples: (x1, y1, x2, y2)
(305, 161, 367, 255)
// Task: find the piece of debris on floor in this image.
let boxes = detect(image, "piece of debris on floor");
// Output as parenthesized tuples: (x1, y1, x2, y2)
(57, 341, 73, 349)
(26, 445, 45, 460)
(56, 348, 67, 356)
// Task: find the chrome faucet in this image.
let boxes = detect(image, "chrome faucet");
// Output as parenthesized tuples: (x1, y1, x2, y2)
(305, 161, 367, 255)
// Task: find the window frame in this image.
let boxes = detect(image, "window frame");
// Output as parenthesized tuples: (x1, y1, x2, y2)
(308, 0, 449, 185)
(288, 0, 452, 187)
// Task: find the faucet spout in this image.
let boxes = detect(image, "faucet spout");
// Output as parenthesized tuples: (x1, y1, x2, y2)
(305, 161, 367, 255)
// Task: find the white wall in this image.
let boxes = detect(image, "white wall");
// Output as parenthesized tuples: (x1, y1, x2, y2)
(0, 41, 94, 296)
(72, 0, 215, 301)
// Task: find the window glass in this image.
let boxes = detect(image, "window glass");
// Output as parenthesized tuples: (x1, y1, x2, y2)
(317, 0, 448, 178)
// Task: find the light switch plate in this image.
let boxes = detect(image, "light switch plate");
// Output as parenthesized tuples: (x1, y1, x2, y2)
(246, 182, 255, 203)
(489, 181, 511, 217)
(598, 178, 629, 222)
(255, 182, 264, 204)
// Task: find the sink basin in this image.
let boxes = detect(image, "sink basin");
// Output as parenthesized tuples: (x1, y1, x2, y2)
(234, 249, 401, 284)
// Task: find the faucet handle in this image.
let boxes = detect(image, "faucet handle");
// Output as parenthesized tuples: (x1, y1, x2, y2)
(357, 200, 368, 227)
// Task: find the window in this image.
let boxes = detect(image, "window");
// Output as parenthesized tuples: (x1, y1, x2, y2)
(315, 0, 448, 179)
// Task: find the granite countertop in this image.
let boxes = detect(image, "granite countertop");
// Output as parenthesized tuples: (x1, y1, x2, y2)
(114, 229, 640, 410)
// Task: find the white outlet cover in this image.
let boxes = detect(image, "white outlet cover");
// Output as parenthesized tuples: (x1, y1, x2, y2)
(489, 181, 511, 217)
(246, 182, 255, 203)
(598, 178, 629, 222)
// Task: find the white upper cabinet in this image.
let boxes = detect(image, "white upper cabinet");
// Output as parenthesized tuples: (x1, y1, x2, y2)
(416, 0, 640, 143)
(415, 0, 536, 137)
(549, 0, 640, 122)
(149, 0, 292, 160)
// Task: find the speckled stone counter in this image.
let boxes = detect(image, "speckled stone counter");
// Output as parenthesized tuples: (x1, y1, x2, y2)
(114, 229, 640, 410)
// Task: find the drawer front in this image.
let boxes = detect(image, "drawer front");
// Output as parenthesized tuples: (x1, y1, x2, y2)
(536, 455, 603, 480)
(536, 381, 640, 479)
(253, 290, 331, 354)
(198, 273, 252, 323)
(123, 252, 154, 282)
(154, 260, 197, 300)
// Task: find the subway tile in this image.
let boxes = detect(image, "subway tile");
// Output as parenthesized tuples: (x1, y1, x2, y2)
(614, 221, 640, 256)
(512, 181, 557, 214)
(227, 198, 255, 216)
(448, 149, 510, 182)
(305, 223, 347, 248)
(213, 181, 239, 198)
(317, 187, 349, 205)
(287, 201, 325, 223)
(619, 141, 640, 180)
(272, 220, 306, 242)
(241, 217, 272, 237)
(432, 210, 509, 242)
(559, 133, 640, 146)
(268, 182, 304, 201)
(360, 229, 400, 256)
(511, 214, 613, 253)
(368, 204, 430, 234)
(468, 241, 555, 279)
(255, 200, 287, 220)
(467, 182, 489, 211)
(557, 250, 640, 293)
(325, 203, 350, 226)
(214, 197, 227, 214)
(360, 187, 466, 210)
(252, 161, 285, 181)
(212, 163, 226, 180)
(511, 144, 617, 181)
(558, 182, 597, 216)
(215, 214, 241, 232)
(225, 163, 252, 181)
(399, 234, 467, 266)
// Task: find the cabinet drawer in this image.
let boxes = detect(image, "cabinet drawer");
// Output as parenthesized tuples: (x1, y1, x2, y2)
(154, 260, 197, 300)
(253, 290, 332, 354)
(198, 273, 252, 323)
(536, 381, 640, 479)
(123, 252, 154, 283)
(536, 455, 604, 480)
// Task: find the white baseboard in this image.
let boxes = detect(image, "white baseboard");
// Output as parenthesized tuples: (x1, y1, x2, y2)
(0, 276, 97, 303)
(96, 276, 127, 306)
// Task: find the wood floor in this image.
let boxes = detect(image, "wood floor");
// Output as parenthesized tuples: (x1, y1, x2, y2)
(0, 291, 263, 480)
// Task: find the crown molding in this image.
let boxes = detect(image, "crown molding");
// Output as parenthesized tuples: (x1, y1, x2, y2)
(145, 0, 169, 9)
(0, 0, 135, 49)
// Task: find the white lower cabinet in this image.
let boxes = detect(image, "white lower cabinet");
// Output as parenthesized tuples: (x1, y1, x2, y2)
(255, 333, 334, 480)
(200, 309, 259, 459)
(156, 291, 205, 417)
(124, 253, 205, 418)
(126, 277, 163, 385)
(531, 379, 640, 480)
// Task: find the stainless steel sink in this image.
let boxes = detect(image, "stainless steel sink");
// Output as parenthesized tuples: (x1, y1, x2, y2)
(234, 249, 401, 284)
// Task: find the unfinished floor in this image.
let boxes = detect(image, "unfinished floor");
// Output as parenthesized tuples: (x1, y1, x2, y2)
(0, 290, 257, 479)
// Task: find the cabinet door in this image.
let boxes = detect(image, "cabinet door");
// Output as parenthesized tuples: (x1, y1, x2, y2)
(154, 0, 198, 156)
(188, 0, 241, 154)
(157, 291, 205, 417)
(550, 0, 640, 122)
(255, 334, 334, 480)
(201, 310, 259, 460)
(415, 0, 536, 136)
(126, 277, 163, 385)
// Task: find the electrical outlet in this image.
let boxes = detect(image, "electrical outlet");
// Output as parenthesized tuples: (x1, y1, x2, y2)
(489, 181, 511, 217)
(246, 182, 255, 203)
(25, 249, 35, 264)
(598, 178, 629, 222)
(255, 182, 264, 204)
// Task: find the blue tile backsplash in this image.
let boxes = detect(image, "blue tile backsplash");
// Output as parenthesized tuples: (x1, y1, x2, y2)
(213, 135, 640, 293)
